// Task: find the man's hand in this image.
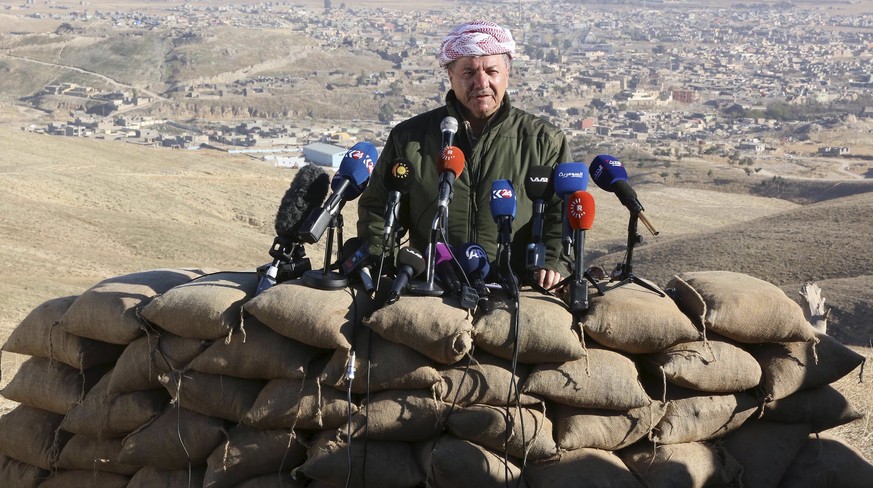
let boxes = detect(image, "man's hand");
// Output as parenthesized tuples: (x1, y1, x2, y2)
(534, 269, 563, 291)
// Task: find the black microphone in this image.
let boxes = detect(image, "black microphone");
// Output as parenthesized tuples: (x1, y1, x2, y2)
(386, 247, 426, 305)
(340, 237, 375, 293)
(257, 164, 330, 294)
(441, 116, 458, 149)
(383, 158, 415, 251)
(300, 142, 377, 244)
(524, 166, 554, 271)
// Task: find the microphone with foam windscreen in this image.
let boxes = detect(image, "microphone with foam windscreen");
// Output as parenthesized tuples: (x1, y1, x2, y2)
(386, 247, 426, 305)
(489, 179, 516, 247)
(553, 162, 589, 257)
(589, 154, 658, 236)
(458, 242, 492, 309)
(300, 142, 377, 244)
(441, 116, 458, 149)
(524, 166, 554, 271)
(433, 242, 462, 296)
(257, 164, 331, 294)
(383, 158, 415, 251)
(567, 190, 595, 313)
(437, 146, 465, 212)
(340, 237, 375, 294)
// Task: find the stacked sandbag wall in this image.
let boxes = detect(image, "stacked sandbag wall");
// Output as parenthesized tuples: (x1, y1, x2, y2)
(0, 268, 870, 487)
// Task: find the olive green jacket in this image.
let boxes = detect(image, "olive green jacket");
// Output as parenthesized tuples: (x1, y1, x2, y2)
(357, 90, 572, 280)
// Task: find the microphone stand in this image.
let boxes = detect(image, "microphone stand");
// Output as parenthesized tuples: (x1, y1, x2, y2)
(302, 214, 349, 290)
(600, 212, 664, 296)
(408, 208, 445, 296)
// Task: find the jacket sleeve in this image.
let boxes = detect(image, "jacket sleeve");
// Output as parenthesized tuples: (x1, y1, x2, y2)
(541, 131, 573, 277)
(356, 132, 397, 255)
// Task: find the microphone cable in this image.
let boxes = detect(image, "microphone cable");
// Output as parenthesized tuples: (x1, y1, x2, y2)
(498, 247, 527, 488)
(342, 285, 366, 488)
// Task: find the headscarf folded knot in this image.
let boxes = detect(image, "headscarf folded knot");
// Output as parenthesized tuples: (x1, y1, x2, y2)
(438, 20, 516, 68)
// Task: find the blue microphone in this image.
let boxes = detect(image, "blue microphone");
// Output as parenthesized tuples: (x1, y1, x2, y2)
(589, 154, 658, 236)
(553, 162, 590, 256)
(489, 179, 516, 247)
(300, 142, 377, 243)
(458, 242, 491, 307)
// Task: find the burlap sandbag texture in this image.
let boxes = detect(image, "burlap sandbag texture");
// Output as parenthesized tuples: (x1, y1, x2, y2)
(580, 280, 701, 354)
(364, 295, 473, 364)
(474, 291, 586, 364)
(56, 268, 209, 344)
(667, 270, 818, 344)
(1, 295, 124, 369)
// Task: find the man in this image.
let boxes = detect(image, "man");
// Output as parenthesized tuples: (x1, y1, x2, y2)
(357, 20, 571, 290)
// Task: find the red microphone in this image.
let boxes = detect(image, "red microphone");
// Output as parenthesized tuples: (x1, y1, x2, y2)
(437, 146, 465, 211)
(567, 190, 595, 313)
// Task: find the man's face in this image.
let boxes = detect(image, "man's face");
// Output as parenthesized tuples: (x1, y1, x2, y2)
(446, 54, 510, 121)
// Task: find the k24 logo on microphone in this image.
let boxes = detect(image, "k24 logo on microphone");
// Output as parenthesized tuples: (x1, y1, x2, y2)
(491, 188, 514, 199)
(569, 197, 589, 220)
(348, 149, 376, 174)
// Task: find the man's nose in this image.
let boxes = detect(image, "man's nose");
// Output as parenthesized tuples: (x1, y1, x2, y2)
(471, 70, 488, 88)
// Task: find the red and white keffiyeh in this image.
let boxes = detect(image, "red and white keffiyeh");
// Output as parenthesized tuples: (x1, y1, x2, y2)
(438, 20, 516, 68)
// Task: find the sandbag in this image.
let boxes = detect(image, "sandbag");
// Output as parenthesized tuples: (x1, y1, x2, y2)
(139, 271, 259, 340)
(203, 425, 306, 488)
(1, 295, 123, 369)
(244, 280, 373, 350)
(580, 280, 701, 354)
(750, 332, 865, 402)
(0, 405, 71, 470)
(127, 466, 206, 488)
(242, 375, 351, 431)
(364, 295, 473, 364)
(667, 270, 818, 343)
(525, 448, 645, 488)
(107, 331, 210, 395)
(445, 403, 558, 461)
(37, 470, 129, 488)
(644, 338, 762, 393)
(0, 356, 105, 415)
(437, 351, 539, 407)
(0, 454, 47, 488)
(473, 290, 586, 363)
(320, 330, 442, 394)
(554, 401, 667, 451)
(188, 317, 321, 380)
(522, 347, 651, 410)
(294, 430, 424, 488)
(56, 268, 209, 344)
(777, 433, 873, 488)
(417, 435, 527, 488)
(762, 385, 864, 432)
(233, 472, 306, 488)
(618, 441, 744, 488)
(55, 435, 140, 475)
(159, 369, 265, 423)
(720, 420, 811, 488)
(652, 391, 758, 444)
(118, 405, 225, 470)
(60, 367, 168, 438)
(344, 389, 447, 442)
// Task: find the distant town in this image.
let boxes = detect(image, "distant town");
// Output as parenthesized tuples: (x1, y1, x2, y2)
(9, 0, 873, 167)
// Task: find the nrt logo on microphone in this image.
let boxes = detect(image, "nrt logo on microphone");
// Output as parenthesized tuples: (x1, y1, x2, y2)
(491, 187, 514, 199)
